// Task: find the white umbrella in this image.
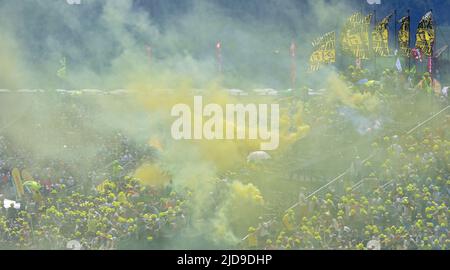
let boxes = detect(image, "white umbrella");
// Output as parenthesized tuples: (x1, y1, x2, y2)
(367, 240, 381, 250)
(66, 240, 82, 250)
(247, 151, 271, 162)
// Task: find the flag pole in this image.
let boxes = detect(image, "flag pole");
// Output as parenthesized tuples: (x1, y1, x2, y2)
(394, 10, 398, 53)
(430, 9, 434, 86)
(428, 9, 437, 81)
(360, 1, 363, 70)
(408, 9, 411, 71)
(394, 9, 401, 73)
(216, 41, 222, 75)
(373, 9, 377, 74)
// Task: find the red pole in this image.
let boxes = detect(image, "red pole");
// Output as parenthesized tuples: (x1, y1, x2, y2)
(290, 41, 297, 90)
(216, 41, 222, 74)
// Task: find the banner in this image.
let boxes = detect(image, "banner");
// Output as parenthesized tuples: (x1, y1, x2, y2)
(341, 13, 372, 59)
(398, 15, 411, 56)
(372, 13, 393, 56)
(310, 31, 336, 71)
(415, 11, 435, 56)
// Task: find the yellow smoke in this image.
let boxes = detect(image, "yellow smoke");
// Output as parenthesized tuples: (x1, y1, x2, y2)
(125, 75, 310, 243)
(211, 181, 265, 244)
(133, 163, 171, 188)
(0, 33, 24, 89)
(325, 73, 381, 113)
(230, 181, 264, 204)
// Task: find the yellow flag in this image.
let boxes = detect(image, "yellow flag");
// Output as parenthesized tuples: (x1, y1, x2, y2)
(310, 31, 336, 71)
(12, 168, 24, 198)
(372, 13, 392, 56)
(415, 11, 435, 56)
(398, 15, 411, 56)
(341, 13, 372, 59)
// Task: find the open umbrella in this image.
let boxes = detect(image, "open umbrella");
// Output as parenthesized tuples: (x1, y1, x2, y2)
(247, 151, 272, 163)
